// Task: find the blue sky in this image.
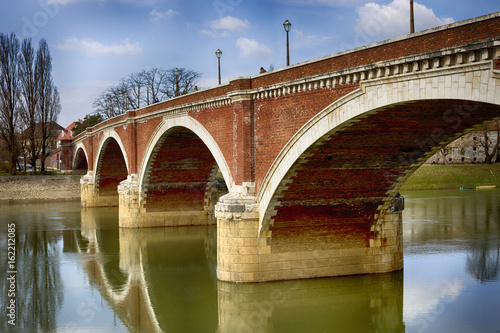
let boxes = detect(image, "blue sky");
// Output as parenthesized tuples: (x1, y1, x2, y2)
(1, 0, 499, 126)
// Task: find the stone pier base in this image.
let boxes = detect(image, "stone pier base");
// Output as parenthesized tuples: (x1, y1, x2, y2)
(118, 174, 214, 228)
(216, 192, 403, 283)
(80, 171, 118, 207)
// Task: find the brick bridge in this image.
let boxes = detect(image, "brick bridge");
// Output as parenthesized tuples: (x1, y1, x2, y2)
(67, 13, 500, 282)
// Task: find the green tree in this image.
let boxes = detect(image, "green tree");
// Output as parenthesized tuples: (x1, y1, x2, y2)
(73, 113, 104, 136)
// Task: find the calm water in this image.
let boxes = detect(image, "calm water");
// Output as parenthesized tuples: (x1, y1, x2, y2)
(0, 189, 499, 333)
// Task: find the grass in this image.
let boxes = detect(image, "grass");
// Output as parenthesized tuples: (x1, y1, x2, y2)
(401, 164, 500, 191)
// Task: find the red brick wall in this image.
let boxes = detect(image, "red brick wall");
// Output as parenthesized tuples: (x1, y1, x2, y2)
(136, 117, 163, 174)
(81, 137, 93, 171)
(254, 84, 359, 191)
(80, 16, 499, 136)
(144, 127, 217, 212)
(188, 105, 235, 181)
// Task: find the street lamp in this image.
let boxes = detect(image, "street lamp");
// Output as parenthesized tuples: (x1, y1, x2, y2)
(410, 0, 415, 33)
(174, 68, 179, 97)
(215, 49, 222, 85)
(283, 19, 291, 66)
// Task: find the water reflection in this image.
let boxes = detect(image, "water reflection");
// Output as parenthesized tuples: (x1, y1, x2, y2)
(0, 203, 65, 332)
(1, 189, 500, 332)
(403, 189, 500, 283)
(76, 206, 405, 332)
(466, 243, 500, 283)
(402, 189, 500, 332)
(217, 273, 404, 333)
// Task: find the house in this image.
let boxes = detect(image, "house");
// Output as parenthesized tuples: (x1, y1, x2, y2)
(426, 121, 500, 164)
(45, 122, 77, 171)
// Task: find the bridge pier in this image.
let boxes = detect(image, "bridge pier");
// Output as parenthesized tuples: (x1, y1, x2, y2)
(117, 174, 141, 228)
(117, 174, 218, 228)
(80, 171, 121, 207)
(216, 190, 404, 283)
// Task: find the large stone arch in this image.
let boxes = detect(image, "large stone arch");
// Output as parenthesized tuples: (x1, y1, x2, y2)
(138, 116, 233, 193)
(258, 60, 500, 235)
(128, 116, 232, 227)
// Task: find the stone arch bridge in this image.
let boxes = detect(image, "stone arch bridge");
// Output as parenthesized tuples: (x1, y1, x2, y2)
(66, 13, 500, 282)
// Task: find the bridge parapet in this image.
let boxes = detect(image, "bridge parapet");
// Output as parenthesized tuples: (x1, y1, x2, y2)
(250, 40, 500, 102)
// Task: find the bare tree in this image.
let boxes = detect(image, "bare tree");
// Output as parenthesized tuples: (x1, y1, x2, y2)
(127, 71, 145, 109)
(93, 82, 130, 119)
(439, 147, 450, 165)
(36, 39, 61, 172)
(142, 67, 169, 103)
(161, 68, 201, 98)
(479, 121, 500, 164)
(0, 33, 21, 174)
(19, 38, 40, 170)
(93, 67, 202, 120)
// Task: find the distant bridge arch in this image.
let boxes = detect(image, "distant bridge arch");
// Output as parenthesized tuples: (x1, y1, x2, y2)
(72, 142, 89, 172)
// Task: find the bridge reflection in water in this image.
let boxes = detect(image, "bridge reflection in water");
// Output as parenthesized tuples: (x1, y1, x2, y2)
(76, 207, 404, 332)
(2, 188, 499, 331)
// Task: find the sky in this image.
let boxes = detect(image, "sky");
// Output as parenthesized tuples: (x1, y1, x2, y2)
(0, 0, 499, 127)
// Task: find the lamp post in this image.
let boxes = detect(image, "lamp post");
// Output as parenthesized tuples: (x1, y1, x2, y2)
(283, 20, 291, 66)
(215, 49, 222, 85)
(174, 68, 179, 97)
(410, 0, 415, 33)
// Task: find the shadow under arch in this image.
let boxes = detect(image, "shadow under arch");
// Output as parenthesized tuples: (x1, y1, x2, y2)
(72, 145, 88, 174)
(94, 133, 129, 206)
(259, 98, 500, 253)
(136, 117, 231, 226)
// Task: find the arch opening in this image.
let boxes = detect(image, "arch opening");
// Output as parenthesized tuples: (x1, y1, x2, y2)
(141, 126, 228, 224)
(95, 138, 128, 200)
(73, 148, 88, 174)
(262, 99, 500, 254)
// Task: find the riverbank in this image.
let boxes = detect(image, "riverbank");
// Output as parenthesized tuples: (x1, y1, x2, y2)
(401, 164, 500, 191)
(0, 175, 81, 202)
(0, 164, 498, 201)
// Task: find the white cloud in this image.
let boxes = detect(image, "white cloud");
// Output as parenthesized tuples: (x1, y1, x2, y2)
(355, 0, 454, 40)
(210, 16, 250, 31)
(235, 38, 274, 58)
(55, 37, 142, 57)
(149, 9, 180, 22)
(200, 16, 250, 38)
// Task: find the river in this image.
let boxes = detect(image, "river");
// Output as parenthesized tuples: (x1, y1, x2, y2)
(1, 189, 499, 332)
